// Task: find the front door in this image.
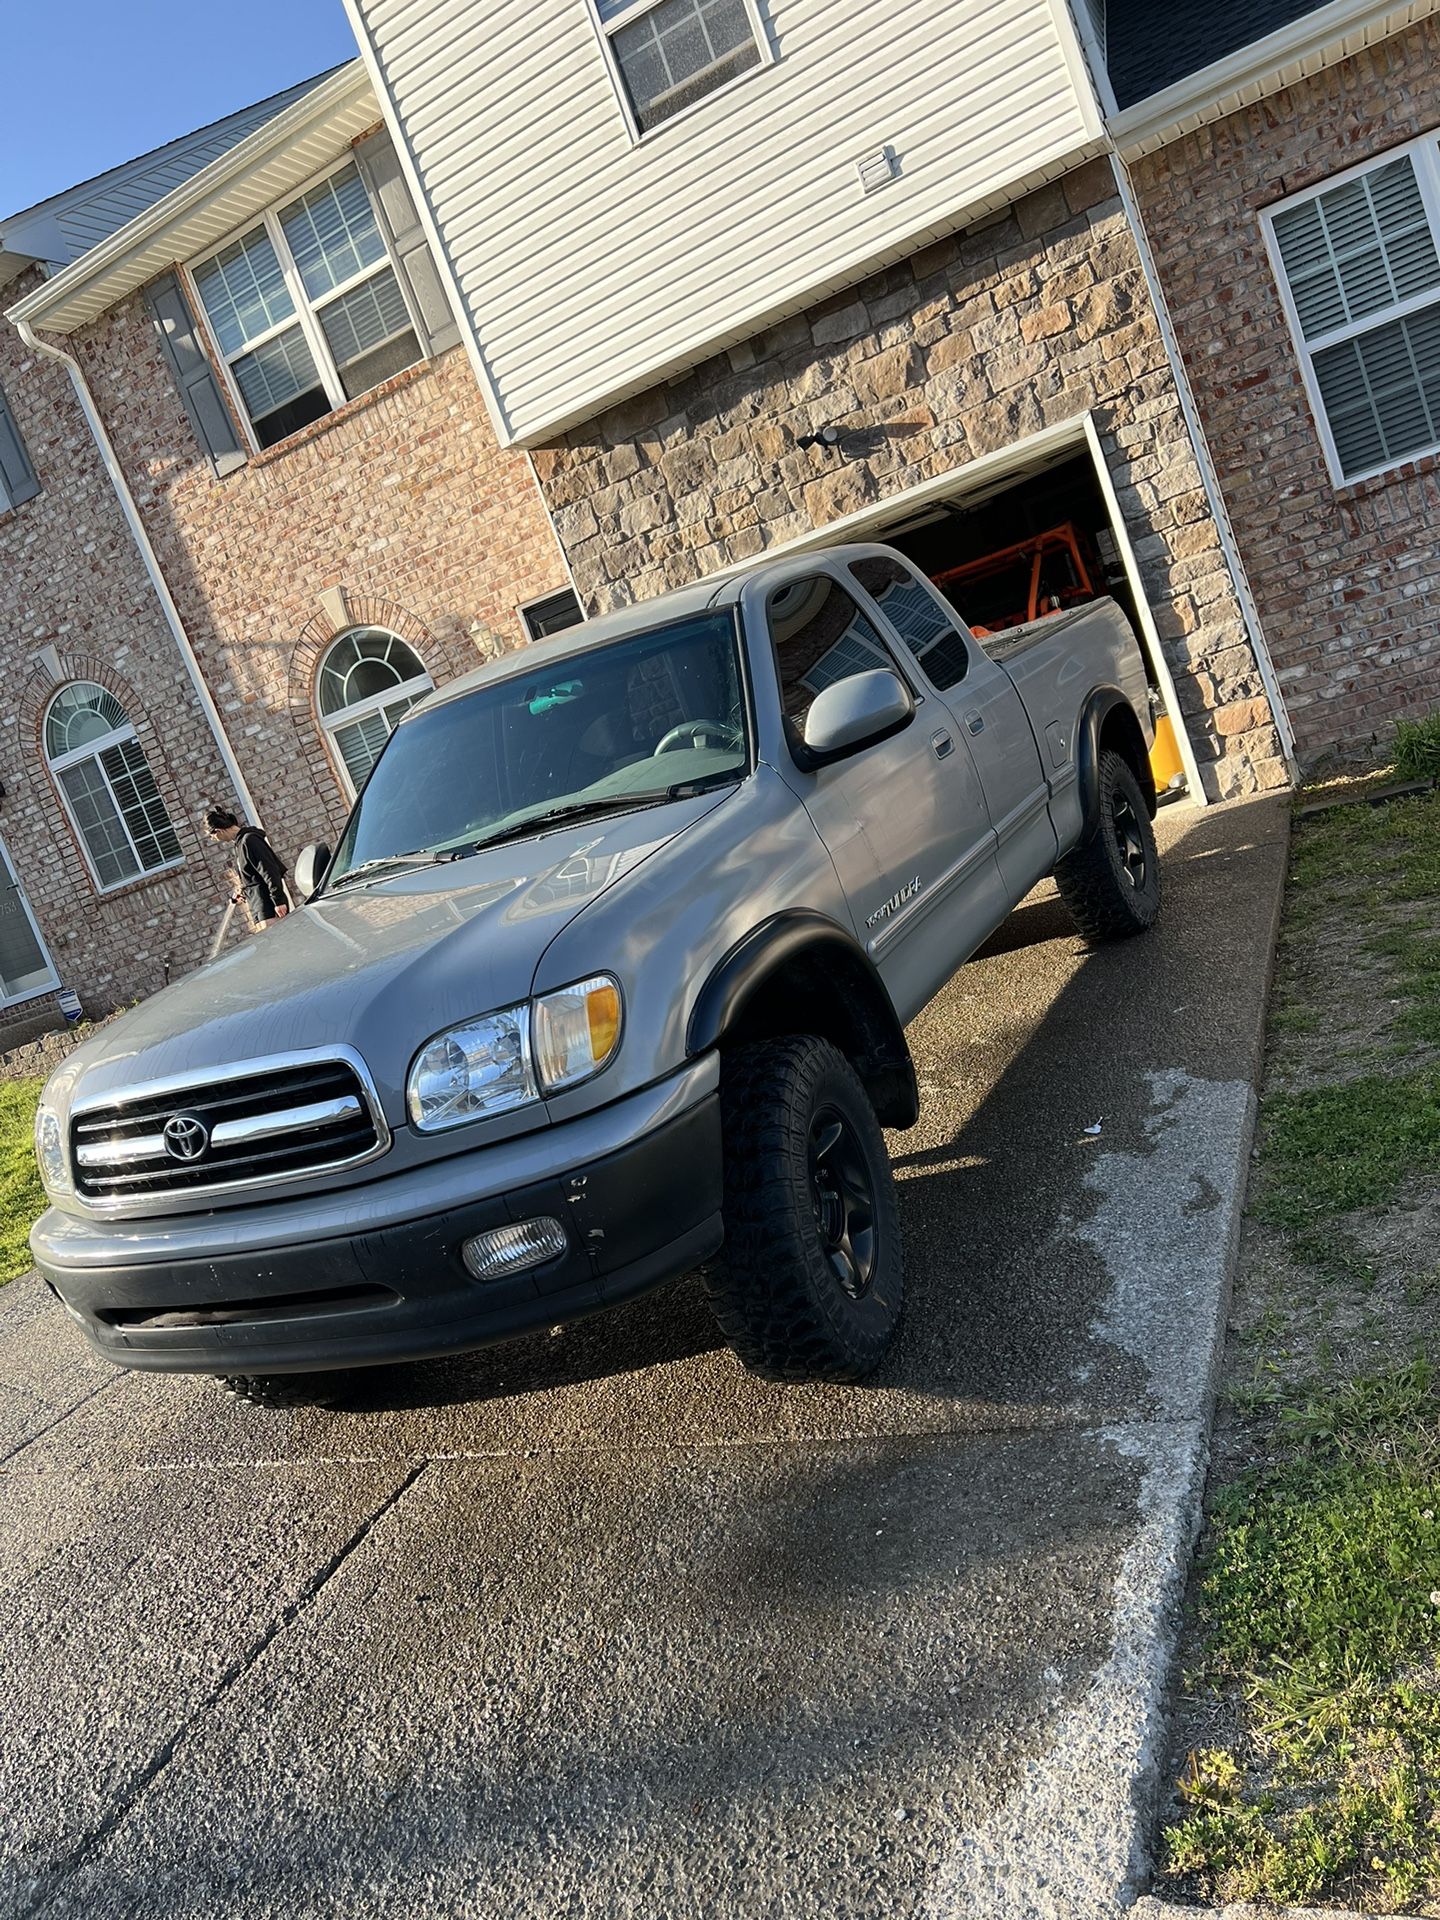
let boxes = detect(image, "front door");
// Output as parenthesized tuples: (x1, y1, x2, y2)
(0, 838, 58, 1005)
(754, 569, 1008, 1023)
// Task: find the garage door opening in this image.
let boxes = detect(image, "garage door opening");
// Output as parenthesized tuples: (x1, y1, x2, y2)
(862, 448, 1189, 801)
(767, 413, 1206, 803)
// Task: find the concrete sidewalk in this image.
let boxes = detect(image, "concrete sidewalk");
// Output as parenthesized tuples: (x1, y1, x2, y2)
(0, 793, 1289, 1920)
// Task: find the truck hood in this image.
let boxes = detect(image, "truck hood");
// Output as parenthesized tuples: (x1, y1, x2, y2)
(49, 795, 724, 1119)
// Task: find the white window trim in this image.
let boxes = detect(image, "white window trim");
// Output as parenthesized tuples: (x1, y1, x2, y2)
(320, 669, 434, 800)
(1261, 130, 1440, 490)
(0, 832, 59, 1010)
(185, 151, 426, 457)
(46, 717, 185, 895)
(582, 0, 774, 147)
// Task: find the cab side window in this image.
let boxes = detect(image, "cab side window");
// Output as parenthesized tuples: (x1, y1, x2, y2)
(849, 555, 972, 691)
(766, 576, 902, 747)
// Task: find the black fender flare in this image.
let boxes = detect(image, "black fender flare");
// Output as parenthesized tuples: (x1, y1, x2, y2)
(1076, 687, 1157, 840)
(687, 909, 920, 1129)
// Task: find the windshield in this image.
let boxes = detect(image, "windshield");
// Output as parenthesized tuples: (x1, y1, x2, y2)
(325, 611, 748, 886)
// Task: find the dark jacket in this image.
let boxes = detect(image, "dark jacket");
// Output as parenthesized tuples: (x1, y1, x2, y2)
(233, 826, 290, 925)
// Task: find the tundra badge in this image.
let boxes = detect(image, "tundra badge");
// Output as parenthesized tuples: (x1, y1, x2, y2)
(867, 875, 922, 929)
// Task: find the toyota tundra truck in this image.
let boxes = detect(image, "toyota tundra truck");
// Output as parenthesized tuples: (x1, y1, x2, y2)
(30, 544, 1161, 1403)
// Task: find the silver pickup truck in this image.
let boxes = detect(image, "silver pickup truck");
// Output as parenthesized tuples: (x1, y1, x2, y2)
(31, 544, 1160, 1404)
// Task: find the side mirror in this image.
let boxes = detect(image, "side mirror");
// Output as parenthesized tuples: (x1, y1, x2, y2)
(292, 843, 331, 901)
(798, 669, 914, 768)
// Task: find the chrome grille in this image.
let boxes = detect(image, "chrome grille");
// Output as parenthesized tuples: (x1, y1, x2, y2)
(71, 1055, 385, 1203)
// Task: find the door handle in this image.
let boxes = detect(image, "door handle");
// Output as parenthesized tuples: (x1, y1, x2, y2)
(964, 709, 985, 735)
(931, 730, 953, 760)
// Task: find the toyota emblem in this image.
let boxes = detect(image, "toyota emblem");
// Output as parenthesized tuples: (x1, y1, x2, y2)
(162, 1112, 210, 1162)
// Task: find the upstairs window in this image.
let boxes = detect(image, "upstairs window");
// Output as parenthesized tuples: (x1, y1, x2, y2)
(1266, 142, 1440, 484)
(591, 0, 767, 136)
(45, 684, 182, 891)
(191, 159, 423, 449)
(317, 629, 433, 797)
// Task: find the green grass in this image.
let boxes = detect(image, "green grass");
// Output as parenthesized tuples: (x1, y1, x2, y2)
(1255, 1069, 1440, 1228)
(1394, 711, 1440, 783)
(0, 1080, 43, 1285)
(1165, 1362, 1440, 1910)
(1163, 789, 1440, 1912)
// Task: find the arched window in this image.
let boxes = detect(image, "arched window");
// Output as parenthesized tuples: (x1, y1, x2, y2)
(317, 628, 433, 795)
(44, 683, 183, 890)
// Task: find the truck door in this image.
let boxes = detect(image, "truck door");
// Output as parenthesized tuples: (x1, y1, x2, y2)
(753, 567, 1007, 1023)
(846, 554, 1056, 905)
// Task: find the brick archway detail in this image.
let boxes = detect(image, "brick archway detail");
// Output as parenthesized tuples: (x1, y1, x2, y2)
(20, 653, 208, 894)
(289, 592, 441, 818)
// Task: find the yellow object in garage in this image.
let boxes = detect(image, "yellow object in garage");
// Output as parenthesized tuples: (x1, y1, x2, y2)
(1149, 712, 1185, 794)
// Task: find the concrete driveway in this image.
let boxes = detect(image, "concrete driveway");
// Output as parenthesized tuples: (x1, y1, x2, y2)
(0, 794, 1288, 1920)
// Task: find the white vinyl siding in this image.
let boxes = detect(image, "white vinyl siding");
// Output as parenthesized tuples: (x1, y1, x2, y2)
(349, 0, 1101, 441)
(190, 157, 423, 449)
(1265, 139, 1440, 485)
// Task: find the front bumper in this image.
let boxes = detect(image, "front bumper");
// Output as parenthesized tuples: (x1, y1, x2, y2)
(32, 1064, 722, 1375)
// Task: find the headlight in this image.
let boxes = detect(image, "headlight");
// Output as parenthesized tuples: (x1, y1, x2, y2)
(34, 1103, 71, 1197)
(407, 1006, 536, 1132)
(533, 976, 623, 1093)
(406, 975, 624, 1133)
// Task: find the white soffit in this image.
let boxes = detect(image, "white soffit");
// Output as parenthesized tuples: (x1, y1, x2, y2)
(1110, 0, 1440, 157)
(6, 63, 377, 333)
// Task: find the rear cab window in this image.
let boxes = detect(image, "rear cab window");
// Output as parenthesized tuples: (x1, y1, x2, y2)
(848, 555, 974, 691)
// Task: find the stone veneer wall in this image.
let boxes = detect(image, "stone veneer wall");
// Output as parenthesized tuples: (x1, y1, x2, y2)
(1131, 19, 1440, 764)
(0, 268, 236, 1031)
(533, 160, 1290, 801)
(73, 295, 572, 863)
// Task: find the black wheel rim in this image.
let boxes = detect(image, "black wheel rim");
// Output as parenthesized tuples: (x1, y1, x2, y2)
(809, 1106, 877, 1300)
(1110, 786, 1148, 892)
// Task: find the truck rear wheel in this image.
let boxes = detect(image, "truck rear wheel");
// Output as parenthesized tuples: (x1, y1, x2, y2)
(1054, 747, 1161, 941)
(705, 1036, 903, 1382)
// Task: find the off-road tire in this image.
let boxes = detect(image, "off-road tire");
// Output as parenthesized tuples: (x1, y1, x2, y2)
(1054, 747, 1161, 941)
(215, 1373, 345, 1410)
(704, 1036, 903, 1382)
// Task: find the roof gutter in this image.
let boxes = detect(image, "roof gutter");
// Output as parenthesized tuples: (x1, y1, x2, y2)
(1109, 0, 1440, 155)
(15, 315, 263, 826)
(7, 60, 369, 333)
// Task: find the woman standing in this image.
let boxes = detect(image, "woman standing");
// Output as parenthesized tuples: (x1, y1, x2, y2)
(204, 808, 292, 931)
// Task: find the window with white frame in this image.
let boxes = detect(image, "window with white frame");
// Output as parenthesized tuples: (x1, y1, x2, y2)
(317, 629, 433, 796)
(592, 0, 766, 136)
(45, 684, 183, 890)
(191, 159, 423, 449)
(1267, 143, 1440, 484)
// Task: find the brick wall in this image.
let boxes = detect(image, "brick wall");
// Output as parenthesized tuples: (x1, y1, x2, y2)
(67, 297, 571, 865)
(0, 268, 237, 1029)
(532, 162, 1288, 800)
(1131, 18, 1440, 763)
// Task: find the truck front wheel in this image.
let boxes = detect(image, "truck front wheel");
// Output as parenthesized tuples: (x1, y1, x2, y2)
(705, 1036, 904, 1382)
(1054, 747, 1161, 941)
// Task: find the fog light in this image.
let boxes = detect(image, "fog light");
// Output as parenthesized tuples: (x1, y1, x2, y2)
(461, 1216, 568, 1281)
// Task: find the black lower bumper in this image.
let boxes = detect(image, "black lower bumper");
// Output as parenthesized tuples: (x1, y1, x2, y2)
(38, 1096, 722, 1375)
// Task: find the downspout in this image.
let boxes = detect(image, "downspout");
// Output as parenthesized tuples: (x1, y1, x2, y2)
(1108, 153, 1300, 777)
(14, 316, 264, 825)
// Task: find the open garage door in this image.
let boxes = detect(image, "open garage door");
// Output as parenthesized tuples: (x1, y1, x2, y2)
(769, 413, 1205, 804)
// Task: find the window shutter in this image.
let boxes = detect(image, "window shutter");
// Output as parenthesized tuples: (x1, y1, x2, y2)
(353, 129, 461, 361)
(0, 381, 41, 508)
(145, 273, 246, 477)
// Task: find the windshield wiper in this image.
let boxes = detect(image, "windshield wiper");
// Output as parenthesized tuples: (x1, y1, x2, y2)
(328, 850, 442, 891)
(458, 793, 677, 859)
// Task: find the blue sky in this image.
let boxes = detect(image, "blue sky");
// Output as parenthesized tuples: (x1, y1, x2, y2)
(3, 1, 359, 216)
